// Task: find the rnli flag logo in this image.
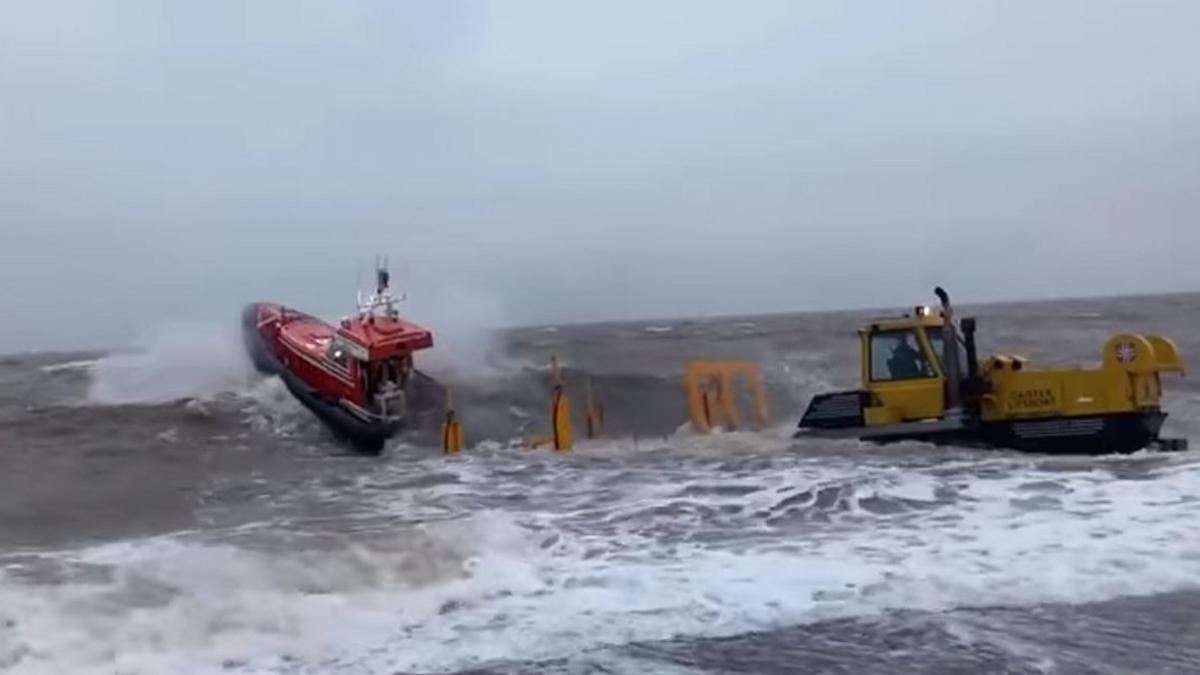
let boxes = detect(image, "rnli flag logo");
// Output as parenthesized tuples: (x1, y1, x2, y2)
(1116, 342, 1138, 364)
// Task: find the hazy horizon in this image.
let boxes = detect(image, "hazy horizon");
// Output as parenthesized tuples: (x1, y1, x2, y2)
(7, 286, 1197, 358)
(4, 1, 1199, 353)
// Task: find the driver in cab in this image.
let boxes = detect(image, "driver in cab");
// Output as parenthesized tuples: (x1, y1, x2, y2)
(888, 334, 927, 379)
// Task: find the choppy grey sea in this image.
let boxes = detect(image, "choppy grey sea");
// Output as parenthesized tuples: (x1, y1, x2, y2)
(2, 294, 1199, 674)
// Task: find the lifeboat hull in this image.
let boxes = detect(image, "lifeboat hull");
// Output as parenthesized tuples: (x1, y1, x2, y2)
(241, 303, 400, 454)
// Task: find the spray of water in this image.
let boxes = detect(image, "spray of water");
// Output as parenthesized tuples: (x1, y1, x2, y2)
(80, 282, 511, 409)
(404, 284, 513, 380)
(87, 320, 257, 405)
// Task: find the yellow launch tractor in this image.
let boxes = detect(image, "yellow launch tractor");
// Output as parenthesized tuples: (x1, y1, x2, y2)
(795, 288, 1187, 454)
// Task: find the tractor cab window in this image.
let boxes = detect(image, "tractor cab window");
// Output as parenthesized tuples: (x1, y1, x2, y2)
(925, 329, 968, 375)
(927, 330, 944, 366)
(870, 330, 934, 381)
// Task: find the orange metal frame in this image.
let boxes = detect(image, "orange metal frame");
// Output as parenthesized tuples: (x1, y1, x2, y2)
(684, 361, 770, 433)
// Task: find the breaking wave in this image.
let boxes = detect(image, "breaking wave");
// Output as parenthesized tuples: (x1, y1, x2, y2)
(3, 449, 1199, 674)
(86, 321, 257, 406)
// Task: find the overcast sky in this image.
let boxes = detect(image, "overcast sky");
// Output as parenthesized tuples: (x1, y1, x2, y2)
(3, 1, 1199, 352)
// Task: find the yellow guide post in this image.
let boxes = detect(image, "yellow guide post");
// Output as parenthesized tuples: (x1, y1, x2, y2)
(585, 376, 604, 439)
(441, 388, 464, 453)
(550, 355, 573, 451)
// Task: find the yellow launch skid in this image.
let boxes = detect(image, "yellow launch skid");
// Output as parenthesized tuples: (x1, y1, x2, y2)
(685, 361, 771, 433)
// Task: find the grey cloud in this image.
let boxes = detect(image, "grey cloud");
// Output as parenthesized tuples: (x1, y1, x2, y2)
(3, 0, 1199, 352)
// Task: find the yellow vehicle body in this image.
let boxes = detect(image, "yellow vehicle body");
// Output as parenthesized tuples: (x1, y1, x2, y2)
(797, 290, 1187, 454)
(978, 334, 1182, 422)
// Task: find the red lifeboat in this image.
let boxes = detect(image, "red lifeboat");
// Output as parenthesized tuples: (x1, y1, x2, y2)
(241, 264, 434, 454)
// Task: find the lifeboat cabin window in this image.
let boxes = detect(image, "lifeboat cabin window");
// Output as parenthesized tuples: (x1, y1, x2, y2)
(365, 355, 413, 399)
(327, 339, 351, 369)
(870, 330, 935, 381)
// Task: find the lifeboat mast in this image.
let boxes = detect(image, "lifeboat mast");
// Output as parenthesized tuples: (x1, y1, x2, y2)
(354, 257, 405, 322)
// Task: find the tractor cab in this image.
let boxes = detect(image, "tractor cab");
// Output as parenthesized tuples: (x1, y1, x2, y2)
(797, 288, 979, 436)
(859, 306, 965, 426)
